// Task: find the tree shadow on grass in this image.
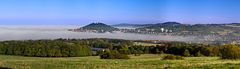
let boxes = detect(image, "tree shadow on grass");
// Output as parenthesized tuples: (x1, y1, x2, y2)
(0, 67, 12, 69)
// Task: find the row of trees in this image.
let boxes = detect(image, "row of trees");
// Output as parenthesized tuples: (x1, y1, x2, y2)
(0, 38, 133, 57)
(0, 38, 239, 59)
(0, 40, 92, 57)
(99, 49, 130, 59)
(109, 43, 220, 57)
(109, 41, 240, 59)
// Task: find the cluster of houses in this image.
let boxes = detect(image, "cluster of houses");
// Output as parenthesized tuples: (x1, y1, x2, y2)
(132, 28, 173, 34)
(69, 27, 174, 34)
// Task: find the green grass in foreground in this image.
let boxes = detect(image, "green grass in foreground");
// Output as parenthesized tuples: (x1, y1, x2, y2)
(0, 54, 240, 69)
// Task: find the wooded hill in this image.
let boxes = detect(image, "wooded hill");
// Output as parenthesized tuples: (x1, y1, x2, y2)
(81, 22, 119, 32)
(136, 22, 240, 36)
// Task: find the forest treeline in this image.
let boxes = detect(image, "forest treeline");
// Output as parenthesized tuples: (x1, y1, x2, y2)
(0, 38, 132, 57)
(0, 38, 239, 59)
(0, 39, 92, 57)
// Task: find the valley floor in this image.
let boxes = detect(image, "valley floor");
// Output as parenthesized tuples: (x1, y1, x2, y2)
(0, 54, 240, 69)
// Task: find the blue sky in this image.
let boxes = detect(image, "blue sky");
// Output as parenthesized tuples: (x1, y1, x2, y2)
(0, 0, 240, 25)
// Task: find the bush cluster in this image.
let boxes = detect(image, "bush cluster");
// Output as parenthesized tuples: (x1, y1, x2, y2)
(100, 50, 130, 59)
(162, 55, 184, 60)
(220, 44, 240, 59)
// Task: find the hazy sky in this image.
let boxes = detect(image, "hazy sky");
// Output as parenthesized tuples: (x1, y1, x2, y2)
(0, 0, 240, 25)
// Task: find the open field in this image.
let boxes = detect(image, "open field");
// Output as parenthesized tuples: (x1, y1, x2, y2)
(0, 54, 240, 69)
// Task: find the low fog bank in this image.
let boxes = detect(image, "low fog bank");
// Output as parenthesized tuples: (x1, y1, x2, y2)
(0, 25, 204, 42)
(0, 25, 80, 31)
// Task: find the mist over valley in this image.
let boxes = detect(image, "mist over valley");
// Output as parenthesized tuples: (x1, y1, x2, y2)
(0, 25, 203, 43)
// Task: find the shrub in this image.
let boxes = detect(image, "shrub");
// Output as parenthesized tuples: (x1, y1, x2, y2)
(220, 44, 240, 59)
(100, 50, 130, 59)
(202, 46, 220, 56)
(195, 51, 204, 57)
(162, 55, 184, 60)
(133, 50, 142, 56)
(182, 49, 191, 57)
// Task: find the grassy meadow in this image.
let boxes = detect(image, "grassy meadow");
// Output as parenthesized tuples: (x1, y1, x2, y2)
(0, 54, 240, 69)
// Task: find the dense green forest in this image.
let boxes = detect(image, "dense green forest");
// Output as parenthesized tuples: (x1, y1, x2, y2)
(0, 38, 132, 57)
(0, 39, 92, 57)
(0, 38, 239, 59)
